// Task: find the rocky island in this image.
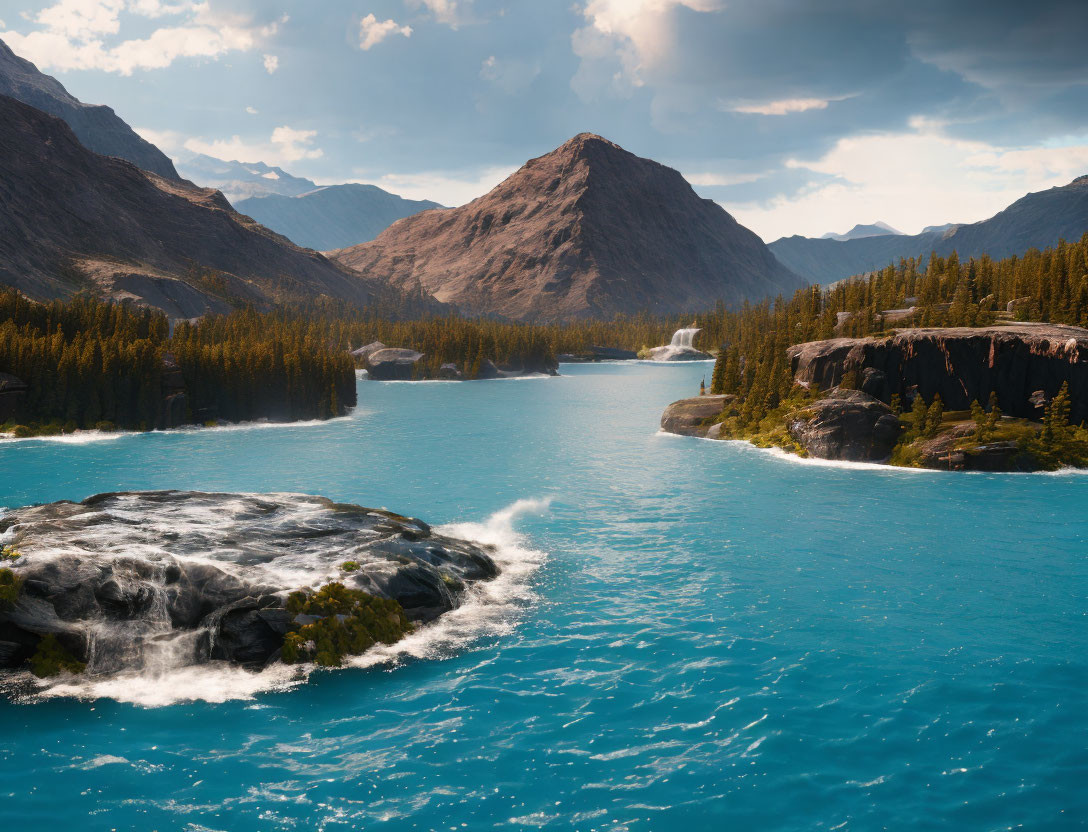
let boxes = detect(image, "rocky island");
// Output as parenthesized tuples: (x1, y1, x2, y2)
(0, 491, 498, 682)
(662, 323, 1088, 471)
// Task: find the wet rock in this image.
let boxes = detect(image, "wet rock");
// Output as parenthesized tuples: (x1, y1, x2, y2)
(787, 389, 901, 461)
(0, 491, 499, 677)
(660, 395, 734, 437)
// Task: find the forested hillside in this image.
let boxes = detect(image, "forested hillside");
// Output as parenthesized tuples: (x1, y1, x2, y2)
(0, 292, 354, 434)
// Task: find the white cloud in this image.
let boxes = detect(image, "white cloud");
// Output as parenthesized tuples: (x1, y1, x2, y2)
(181, 125, 323, 167)
(732, 98, 831, 116)
(480, 55, 540, 94)
(347, 164, 515, 206)
(721, 125, 1088, 242)
(407, 0, 471, 28)
(358, 13, 411, 50)
(245, 105, 258, 114)
(685, 171, 764, 187)
(133, 124, 184, 152)
(572, 0, 723, 95)
(262, 53, 278, 73)
(0, 1, 280, 75)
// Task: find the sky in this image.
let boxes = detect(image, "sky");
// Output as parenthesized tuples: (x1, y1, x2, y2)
(2, 0, 1088, 241)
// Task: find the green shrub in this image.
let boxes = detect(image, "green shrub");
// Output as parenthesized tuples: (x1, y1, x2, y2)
(0, 545, 21, 563)
(0, 568, 22, 608)
(340, 561, 360, 572)
(282, 582, 410, 667)
(29, 634, 86, 678)
(10, 425, 33, 438)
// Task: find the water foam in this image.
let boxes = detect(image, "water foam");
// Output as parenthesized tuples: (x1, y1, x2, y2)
(24, 497, 552, 707)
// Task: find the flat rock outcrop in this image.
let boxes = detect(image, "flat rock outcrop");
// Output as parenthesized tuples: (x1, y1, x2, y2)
(660, 395, 734, 437)
(0, 95, 402, 318)
(331, 133, 803, 320)
(365, 348, 425, 380)
(0, 491, 498, 676)
(788, 324, 1088, 423)
(786, 389, 901, 461)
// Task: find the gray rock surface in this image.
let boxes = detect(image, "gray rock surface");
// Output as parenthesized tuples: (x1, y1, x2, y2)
(0, 492, 498, 674)
(366, 348, 425, 380)
(787, 389, 901, 461)
(660, 395, 734, 437)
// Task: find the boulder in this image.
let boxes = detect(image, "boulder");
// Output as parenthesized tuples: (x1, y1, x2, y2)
(438, 362, 463, 380)
(660, 395, 734, 437)
(366, 348, 425, 380)
(351, 341, 387, 362)
(0, 491, 499, 677)
(787, 389, 901, 461)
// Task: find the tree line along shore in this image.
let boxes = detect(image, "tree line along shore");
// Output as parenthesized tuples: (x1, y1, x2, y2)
(1, 234, 1086, 439)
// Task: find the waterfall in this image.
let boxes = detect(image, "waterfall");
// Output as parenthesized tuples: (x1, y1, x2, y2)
(669, 327, 700, 349)
(647, 323, 709, 361)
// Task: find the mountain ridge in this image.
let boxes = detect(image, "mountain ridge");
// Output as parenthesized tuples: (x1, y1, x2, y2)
(332, 132, 803, 320)
(235, 184, 443, 251)
(769, 177, 1088, 283)
(0, 94, 391, 319)
(0, 37, 179, 180)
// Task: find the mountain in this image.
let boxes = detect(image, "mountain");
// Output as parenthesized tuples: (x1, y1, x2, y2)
(922, 223, 958, 234)
(0, 94, 388, 319)
(770, 177, 1088, 284)
(176, 154, 318, 202)
(235, 185, 443, 251)
(331, 133, 803, 320)
(0, 38, 178, 180)
(820, 221, 902, 241)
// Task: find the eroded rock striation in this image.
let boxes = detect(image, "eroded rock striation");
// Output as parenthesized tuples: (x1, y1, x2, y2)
(331, 133, 802, 320)
(788, 324, 1088, 423)
(0, 492, 498, 677)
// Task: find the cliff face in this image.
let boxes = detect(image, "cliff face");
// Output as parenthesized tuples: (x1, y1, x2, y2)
(0, 95, 388, 318)
(788, 324, 1088, 423)
(769, 176, 1088, 284)
(332, 133, 803, 320)
(0, 38, 178, 180)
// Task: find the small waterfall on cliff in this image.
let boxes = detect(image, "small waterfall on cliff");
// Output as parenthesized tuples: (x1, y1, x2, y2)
(649, 325, 707, 361)
(669, 327, 700, 349)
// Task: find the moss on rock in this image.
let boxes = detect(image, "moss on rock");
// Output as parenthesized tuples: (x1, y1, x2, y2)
(282, 582, 411, 667)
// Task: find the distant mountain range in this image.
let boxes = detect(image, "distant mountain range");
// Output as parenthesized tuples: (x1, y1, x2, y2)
(820, 221, 902, 241)
(175, 154, 319, 202)
(235, 186, 444, 251)
(331, 133, 804, 320)
(0, 94, 393, 319)
(0, 37, 179, 180)
(769, 178, 1088, 284)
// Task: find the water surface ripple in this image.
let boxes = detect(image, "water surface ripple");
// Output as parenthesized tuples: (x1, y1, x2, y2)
(1, 363, 1084, 830)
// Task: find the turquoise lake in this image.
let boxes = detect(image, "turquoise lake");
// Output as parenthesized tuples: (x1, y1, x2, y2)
(1, 361, 1085, 830)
